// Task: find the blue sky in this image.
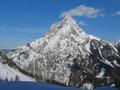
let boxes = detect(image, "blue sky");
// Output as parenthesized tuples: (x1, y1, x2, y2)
(0, 0, 120, 48)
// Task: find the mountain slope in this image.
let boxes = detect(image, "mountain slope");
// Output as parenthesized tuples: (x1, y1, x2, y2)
(0, 62, 35, 82)
(0, 51, 35, 82)
(114, 40, 120, 56)
(10, 15, 120, 89)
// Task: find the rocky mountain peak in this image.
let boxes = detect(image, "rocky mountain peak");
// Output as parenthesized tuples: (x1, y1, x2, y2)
(9, 16, 120, 90)
(48, 15, 83, 35)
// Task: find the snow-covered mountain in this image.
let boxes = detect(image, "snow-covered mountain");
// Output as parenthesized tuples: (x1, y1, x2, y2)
(1, 15, 120, 90)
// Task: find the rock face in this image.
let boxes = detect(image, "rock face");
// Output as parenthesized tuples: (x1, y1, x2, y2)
(115, 41, 120, 56)
(8, 15, 120, 89)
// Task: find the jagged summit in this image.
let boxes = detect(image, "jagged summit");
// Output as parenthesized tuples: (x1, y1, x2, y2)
(62, 15, 77, 26)
(49, 15, 83, 35)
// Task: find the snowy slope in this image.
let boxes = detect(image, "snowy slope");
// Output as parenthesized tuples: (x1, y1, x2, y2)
(0, 62, 35, 81)
(0, 51, 35, 82)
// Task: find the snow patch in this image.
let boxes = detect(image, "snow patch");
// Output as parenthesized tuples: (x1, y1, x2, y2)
(96, 68, 105, 78)
(113, 60, 120, 67)
(83, 83, 93, 90)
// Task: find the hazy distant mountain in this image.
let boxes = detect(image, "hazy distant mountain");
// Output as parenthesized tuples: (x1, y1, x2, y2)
(0, 15, 120, 90)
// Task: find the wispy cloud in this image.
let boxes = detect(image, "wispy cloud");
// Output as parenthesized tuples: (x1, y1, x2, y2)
(112, 11, 120, 16)
(0, 27, 47, 35)
(79, 20, 86, 26)
(60, 5, 104, 18)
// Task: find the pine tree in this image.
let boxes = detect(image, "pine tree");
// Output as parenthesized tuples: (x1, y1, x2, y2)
(15, 75, 19, 81)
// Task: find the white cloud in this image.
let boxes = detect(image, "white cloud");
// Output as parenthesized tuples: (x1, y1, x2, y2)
(60, 5, 104, 18)
(79, 20, 86, 26)
(112, 11, 120, 16)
